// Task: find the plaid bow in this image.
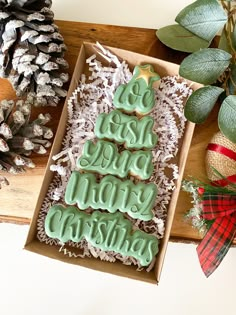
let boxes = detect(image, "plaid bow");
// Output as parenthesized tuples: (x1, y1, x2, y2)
(197, 192, 236, 277)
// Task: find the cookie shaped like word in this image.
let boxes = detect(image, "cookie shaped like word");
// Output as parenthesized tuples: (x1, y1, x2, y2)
(45, 205, 159, 266)
(65, 171, 157, 221)
(77, 140, 154, 180)
(95, 110, 158, 150)
(113, 64, 160, 115)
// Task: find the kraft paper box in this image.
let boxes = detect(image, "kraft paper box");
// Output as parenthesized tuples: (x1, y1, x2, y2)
(25, 42, 199, 284)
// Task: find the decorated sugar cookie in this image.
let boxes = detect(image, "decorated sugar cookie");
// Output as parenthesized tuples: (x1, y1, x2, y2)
(94, 109, 158, 150)
(65, 171, 157, 221)
(45, 205, 159, 266)
(113, 64, 160, 115)
(77, 140, 154, 180)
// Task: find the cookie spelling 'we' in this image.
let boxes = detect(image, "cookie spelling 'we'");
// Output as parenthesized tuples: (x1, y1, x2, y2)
(113, 64, 160, 115)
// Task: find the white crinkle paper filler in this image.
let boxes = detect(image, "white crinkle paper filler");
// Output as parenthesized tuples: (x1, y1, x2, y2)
(37, 43, 192, 271)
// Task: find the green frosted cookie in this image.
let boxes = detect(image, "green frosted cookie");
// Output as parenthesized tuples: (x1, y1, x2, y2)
(45, 204, 159, 266)
(65, 171, 157, 221)
(113, 64, 160, 115)
(77, 140, 154, 180)
(94, 109, 158, 150)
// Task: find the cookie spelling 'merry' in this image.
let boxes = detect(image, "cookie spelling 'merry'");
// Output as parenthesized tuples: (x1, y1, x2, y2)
(45, 205, 159, 266)
(113, 64, 160, 115)
(65, 171, 157, 221)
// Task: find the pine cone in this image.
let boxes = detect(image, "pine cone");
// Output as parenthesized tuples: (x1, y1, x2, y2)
(0, 0, 69, 106)
(0, 96, 53, 180)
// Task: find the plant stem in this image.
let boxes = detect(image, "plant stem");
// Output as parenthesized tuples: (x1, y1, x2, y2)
(221, 2, 236, 61)
(221, 0, 230, 12)
(221, 70, 231, 95)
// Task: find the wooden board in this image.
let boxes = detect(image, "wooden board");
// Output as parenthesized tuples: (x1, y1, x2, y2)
(172, 106, 221, 242)
(0, 20, 229, 244)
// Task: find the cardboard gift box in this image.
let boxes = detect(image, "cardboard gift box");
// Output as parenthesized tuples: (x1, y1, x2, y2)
(24, 42, 199, 284)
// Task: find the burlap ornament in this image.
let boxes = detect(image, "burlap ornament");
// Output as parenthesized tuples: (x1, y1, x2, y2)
(206, 131, 236, 183)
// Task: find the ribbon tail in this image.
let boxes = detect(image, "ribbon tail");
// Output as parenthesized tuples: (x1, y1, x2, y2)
(197, 214, 236, 277)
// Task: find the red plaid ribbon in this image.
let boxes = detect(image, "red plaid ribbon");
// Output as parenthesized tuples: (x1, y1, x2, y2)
(197, 192, 236, 277)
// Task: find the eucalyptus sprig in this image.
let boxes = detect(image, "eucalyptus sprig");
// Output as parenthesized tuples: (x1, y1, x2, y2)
(156, 0, 236, 143)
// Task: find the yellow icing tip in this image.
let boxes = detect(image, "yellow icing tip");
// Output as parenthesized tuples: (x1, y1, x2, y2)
(134, 64, 160, 86)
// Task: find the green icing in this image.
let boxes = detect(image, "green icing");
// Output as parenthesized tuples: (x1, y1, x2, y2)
(113, 64, 160, 115)
(45, 204, 159, 266)
(77, 140, 154, 180)
(94, 110, 158, 150)
(65, 171, 157, 221)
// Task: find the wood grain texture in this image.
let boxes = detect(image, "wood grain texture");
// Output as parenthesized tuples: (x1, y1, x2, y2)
(1, 21, 230, 244)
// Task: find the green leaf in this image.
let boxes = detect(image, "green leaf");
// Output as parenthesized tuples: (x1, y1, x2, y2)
(175, 0, 227, 41)
(184, 86, 223, 123)
(179, 48, 231, 84)
(156, 24, 209, 53)
(218, 95, 236, 143)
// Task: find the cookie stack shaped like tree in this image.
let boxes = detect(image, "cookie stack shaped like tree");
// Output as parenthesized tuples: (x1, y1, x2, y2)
(44, 64, 162, 266)
(0, 0, 69, 106)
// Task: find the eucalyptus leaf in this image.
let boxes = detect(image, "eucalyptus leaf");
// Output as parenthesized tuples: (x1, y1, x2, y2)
(156, 24, 209, 53)
(184, 86, 224, 123)
(179, 48, 232, 84)
(218, 95, 236, 143)
(175, 0, 227, 41)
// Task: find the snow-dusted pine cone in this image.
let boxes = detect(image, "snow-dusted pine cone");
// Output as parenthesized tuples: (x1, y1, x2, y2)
(0, 96, 53, 180)
(0, 0, 69, 106)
